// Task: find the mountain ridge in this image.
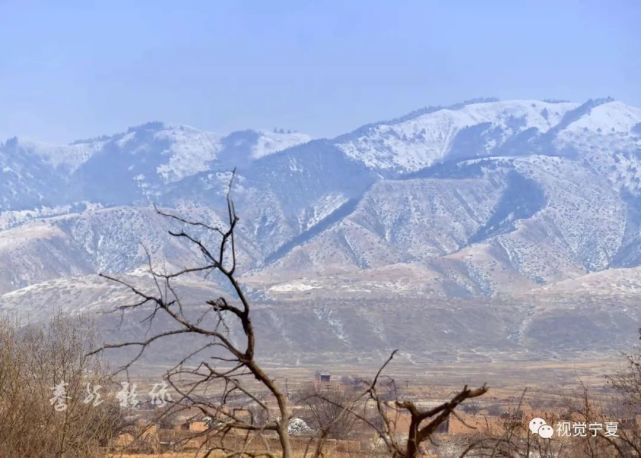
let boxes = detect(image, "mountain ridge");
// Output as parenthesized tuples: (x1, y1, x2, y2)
(2, 97, 641, 360)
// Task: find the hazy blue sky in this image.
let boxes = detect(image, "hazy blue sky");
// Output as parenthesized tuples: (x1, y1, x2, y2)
(1, 1, 640, 142)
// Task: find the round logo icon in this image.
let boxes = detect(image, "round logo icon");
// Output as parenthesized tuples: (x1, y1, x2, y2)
(528, 417, 547, 434)
(538, 424, 554, 439)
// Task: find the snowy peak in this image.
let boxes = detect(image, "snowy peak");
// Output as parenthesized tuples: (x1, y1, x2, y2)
(335, 99, 577, 171)
(89, 122, 311, 182)
(15, 138, 105, 172)
(248, 129, 312, 159)
(4, 122, 312, 182)
(214, 129, 312, 170)
(0, 123, 312, 209)
(334, 98, 641, 174)
(560, 99, 641, 134)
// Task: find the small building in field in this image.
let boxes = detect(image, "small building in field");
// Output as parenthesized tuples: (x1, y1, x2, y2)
(179, 416, 212, 432)
(314, 371, 332, 389)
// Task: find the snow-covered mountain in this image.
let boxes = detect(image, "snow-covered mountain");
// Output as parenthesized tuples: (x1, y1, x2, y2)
(3, 97, 641, 289)
(3, 97, 641, 360)
(0, 123, 312, 209)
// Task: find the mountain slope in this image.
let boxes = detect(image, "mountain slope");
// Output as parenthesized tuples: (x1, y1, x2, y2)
(2, 98, 641, 360)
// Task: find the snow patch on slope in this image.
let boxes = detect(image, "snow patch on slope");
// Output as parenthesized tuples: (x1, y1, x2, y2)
(251, 130, 312, 159)
(338, 100, 578, 172)
(155, 126, 222, 183)
(21, 139, 105, 171)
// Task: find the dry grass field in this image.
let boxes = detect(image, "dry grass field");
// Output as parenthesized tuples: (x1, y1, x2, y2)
(102, 353, 627, 458)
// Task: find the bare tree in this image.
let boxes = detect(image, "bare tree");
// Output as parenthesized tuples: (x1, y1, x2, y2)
(459, 389, 567, 458)
(92, 175, 296, 456)
(92, 175, 487, 457)
(300, 350, 487, 457)
(0, 315, 121, 457)
(358, 372, 487, 456)
(460, 376, 641, 458)
(296, 382, 360, 440)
